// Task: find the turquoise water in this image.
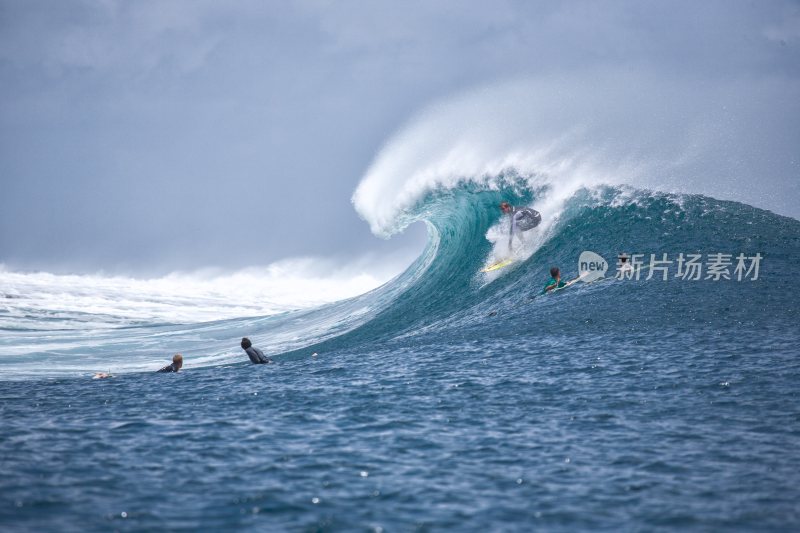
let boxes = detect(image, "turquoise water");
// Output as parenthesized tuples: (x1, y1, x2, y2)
(2, 185, 799, 531)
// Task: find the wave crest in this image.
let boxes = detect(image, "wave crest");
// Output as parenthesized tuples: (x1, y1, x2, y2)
(352, 72, 800, 236)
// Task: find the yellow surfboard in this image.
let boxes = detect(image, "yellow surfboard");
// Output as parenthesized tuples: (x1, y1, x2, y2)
(480, 259, 515, 273)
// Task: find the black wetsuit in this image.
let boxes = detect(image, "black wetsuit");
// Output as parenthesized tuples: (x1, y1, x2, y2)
(157, 362, 180, 373)
(245, 346, 271, 364)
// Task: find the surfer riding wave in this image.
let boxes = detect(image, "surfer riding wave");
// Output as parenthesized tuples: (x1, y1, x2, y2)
(500, 201, 542, 250)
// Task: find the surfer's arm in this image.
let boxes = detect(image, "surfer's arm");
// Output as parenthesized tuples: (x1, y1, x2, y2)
(509, 214, 517, 247)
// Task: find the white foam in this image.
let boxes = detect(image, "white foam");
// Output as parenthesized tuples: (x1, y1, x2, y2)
(0, 255, 406, 329)
(352, 72, 799, 236)
(352, 77, 634, 238)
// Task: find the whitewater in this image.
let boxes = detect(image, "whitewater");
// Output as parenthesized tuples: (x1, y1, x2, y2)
(2, 77, 799, 531)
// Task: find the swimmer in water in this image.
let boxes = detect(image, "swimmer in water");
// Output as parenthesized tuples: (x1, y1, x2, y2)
(157, 354, 183, 373)
(241, 338, 272, 364)
(542, 266, 581, 294)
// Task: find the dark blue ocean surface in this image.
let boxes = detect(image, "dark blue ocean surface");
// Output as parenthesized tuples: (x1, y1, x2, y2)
(2, 187, 799, 531)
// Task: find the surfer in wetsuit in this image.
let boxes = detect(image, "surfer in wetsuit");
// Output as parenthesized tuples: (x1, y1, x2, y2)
(157, 353, 183, 373)
(241, 337, 272, 364)
(500, 202, 542, 250)
(542, 266, 583, 294)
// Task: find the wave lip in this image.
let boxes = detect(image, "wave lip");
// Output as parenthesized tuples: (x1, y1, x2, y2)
(353, 73, 800, 238)
(351, 86, 603, 238)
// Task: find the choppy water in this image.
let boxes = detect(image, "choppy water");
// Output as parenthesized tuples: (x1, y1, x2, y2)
(2, 184, 799, 531)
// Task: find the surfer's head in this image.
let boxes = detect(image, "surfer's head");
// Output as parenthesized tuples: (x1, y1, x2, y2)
(500, 201, 512, 213)
(550, 266, 560, 279)
(172, 353, 183, 370)
(241, 337, 252, 350)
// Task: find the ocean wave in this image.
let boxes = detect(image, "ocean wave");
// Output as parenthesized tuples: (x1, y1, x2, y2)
(2, 179, 797, 380)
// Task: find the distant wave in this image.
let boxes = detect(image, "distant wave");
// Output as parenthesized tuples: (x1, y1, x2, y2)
(0, 257, 413, 378)
(0, 259, 399, 329)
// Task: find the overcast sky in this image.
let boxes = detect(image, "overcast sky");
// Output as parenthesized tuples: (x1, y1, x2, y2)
(1, 0, 798, 274)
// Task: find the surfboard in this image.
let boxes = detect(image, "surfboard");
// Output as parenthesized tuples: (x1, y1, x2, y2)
(481, 259, 514, 273)
(548, 272, 611, 293)
(546, 274, 586, 294)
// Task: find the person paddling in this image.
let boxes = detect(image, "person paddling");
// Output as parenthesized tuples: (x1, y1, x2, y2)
(542, 266, 580, 294)
(157, 353, 183, 373)
(240, 337, 272, 364)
